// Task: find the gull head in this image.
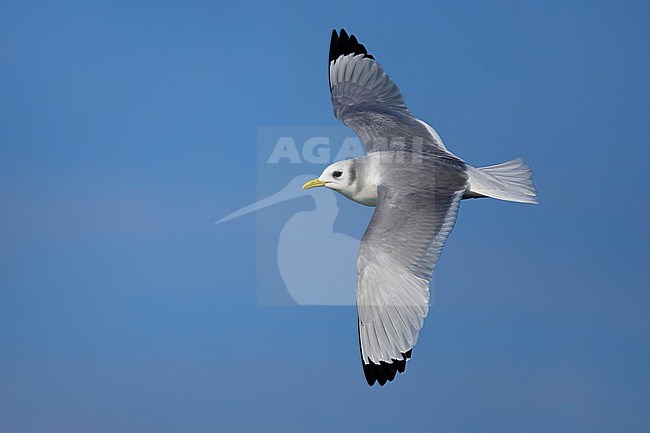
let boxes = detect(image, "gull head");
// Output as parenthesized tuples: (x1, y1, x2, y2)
(302, 159, 355, 192)
(302, 158, 377, 206)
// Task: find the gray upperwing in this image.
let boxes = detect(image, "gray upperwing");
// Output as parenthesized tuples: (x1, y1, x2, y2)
(356, 154, 468, 385)
(329, 29, 450, 156)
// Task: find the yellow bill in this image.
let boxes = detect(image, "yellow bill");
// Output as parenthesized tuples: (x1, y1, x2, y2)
(302, 178, 326, 189)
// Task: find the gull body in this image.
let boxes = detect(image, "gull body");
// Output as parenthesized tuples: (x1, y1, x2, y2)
(307, 151, 537, 208)
(304, 29, 538, 386)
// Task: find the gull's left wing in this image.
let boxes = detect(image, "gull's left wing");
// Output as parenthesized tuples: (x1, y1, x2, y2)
(356, 154, 468, 385)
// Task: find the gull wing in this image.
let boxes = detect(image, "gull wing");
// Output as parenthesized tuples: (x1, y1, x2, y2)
(329, 29, 449, 155)
(356, 155, 468, 385)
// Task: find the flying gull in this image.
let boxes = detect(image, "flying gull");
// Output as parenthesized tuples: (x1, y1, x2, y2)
(302, 29, 538, 386)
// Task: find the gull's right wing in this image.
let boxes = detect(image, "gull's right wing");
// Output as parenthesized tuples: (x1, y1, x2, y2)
(329, 29, 449, 155)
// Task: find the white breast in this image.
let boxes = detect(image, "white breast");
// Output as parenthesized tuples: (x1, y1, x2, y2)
(348, 186, 378, 206)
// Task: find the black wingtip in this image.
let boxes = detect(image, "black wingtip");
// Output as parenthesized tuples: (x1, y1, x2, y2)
(329, 28, 375, 65)
(362, 350, 413, 386)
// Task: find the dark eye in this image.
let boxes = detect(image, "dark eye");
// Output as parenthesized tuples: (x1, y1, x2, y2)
(332, 170, 343, 179)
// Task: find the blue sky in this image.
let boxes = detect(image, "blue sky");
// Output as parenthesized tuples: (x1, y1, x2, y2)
(1, 1, 649, 432)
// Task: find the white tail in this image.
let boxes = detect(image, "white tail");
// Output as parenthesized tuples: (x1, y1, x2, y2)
(465, 158, 538, 204)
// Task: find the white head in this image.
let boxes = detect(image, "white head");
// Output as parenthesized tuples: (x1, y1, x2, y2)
(302, 160, 356, 193)
(302, 158, 377, 206)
